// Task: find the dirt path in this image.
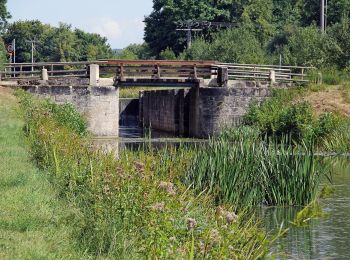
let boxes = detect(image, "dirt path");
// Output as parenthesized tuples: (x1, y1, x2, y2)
(302, 86, 350, 117)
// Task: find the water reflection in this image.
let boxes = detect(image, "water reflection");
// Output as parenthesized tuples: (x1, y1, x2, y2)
(265, 159, 350, 259)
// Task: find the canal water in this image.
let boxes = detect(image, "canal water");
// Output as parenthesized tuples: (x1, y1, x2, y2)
(264, 159, 350, 259)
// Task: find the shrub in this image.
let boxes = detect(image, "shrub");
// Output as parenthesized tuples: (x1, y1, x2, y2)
(243, 89, 315, 141)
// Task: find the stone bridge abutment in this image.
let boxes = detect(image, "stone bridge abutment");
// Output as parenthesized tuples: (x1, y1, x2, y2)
(23, 82, 119, 136)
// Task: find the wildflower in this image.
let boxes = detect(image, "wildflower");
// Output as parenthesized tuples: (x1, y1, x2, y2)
(169, 236, 176, 242)
(210, 229, 221, 243)
(226, 212, 238, 224)
(187, 218, 197, 230)
(116, 166, 125, 178)
(216, 206, 225, 217)
(159, 181, 176, 195)
(134, 161, 145, 173)
(151, 202, 165, 212)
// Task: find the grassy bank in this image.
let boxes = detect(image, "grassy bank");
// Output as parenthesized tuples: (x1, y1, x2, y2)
(243, 82, 350, 152)
(0, 87, 89, 259)
(16, 90, 274, 259)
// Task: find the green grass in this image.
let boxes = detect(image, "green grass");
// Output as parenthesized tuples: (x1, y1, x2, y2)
(15, 90, 274, 259)
(0, 89, 89, 259)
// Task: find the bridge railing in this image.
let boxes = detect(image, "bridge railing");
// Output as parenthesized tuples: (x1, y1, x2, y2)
(216, 63, 314, 83)
(98, 60, 216, 81)
(1, 61, 93, 80)
(1, 60, 314, 85)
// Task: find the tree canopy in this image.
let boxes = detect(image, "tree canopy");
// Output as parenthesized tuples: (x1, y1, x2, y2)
(3, 20, 114, 63)
(143, 0, 350, 68)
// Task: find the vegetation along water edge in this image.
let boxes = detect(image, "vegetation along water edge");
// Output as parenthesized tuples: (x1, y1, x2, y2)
(9, 88, 336, 258)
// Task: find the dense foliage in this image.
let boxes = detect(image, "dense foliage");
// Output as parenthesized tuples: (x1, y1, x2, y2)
(243, 85, 350, 151)
(0, 0, 9, 64)
(144, 0, 350, 68)
(3, 20, 114, 63)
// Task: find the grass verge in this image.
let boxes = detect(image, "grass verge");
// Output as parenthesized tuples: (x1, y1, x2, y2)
(0, 87, 89, 259)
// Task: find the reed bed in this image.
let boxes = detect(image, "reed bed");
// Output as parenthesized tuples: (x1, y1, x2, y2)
(187, 133, 328, 210)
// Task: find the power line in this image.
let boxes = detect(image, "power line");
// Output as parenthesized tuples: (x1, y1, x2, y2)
(176, 20, 235, 49)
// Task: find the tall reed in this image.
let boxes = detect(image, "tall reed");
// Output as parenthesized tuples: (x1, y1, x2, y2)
(187, 133, 328, 210)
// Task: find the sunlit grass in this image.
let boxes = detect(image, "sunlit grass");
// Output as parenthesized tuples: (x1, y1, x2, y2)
(0, 88, 89, 259)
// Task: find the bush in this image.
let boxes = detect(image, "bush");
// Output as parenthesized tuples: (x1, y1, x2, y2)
(321, 68, 347, 85)
(243, 89, 314, 141)
(184, 27, 266, 64)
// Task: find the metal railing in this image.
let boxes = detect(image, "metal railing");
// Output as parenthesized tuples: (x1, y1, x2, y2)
(216, 63, 313, 83)
(1, 61, 93, 80)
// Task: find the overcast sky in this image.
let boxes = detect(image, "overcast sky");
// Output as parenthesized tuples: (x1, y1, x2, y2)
(7, 0, 153, 49)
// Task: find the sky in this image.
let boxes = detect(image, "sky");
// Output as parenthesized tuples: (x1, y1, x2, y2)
(7, 0, 153, 49)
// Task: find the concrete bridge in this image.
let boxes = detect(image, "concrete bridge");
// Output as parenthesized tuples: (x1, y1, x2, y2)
(1, 60, 312, 138)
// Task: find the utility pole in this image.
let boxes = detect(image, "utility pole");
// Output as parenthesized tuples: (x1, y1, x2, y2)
(12, 39, 16, 64)
(176, 21, 202, 49)
(321, 0, 325, 32)
(176, 21, 235, 49)
(26, 39, 39, 74)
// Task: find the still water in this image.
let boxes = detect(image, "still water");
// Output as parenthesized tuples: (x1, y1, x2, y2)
(263, 159, 350, 259)
(96, 126, 350, 259)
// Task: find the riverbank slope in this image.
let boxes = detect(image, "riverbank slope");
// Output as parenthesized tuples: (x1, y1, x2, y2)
(0, 87, 88, 259)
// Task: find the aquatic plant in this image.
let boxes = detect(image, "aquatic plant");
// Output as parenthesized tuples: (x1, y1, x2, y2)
(187, 132, 328, 210)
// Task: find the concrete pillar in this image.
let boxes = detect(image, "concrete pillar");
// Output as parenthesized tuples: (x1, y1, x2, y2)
(188, 86, 200, 137)
(88, 86, 119, 136)
(89, 64, 100, 86)
(269, 70, 276, 84)
(41, 68, 48, 81)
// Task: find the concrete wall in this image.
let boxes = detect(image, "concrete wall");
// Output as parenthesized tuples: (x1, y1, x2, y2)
(140, 81, 275, 138)
(23, 85, 119, 137)
(140, 89, 189, 136)
(190, 81, 272, 137)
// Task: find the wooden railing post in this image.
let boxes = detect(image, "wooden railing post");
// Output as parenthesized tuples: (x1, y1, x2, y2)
(269, 70, 276, 84)
(217, 66, 228, 87)
(193, 65, 198, 79)
(120, 64, 125, 81)
(156, 65, 161, 79)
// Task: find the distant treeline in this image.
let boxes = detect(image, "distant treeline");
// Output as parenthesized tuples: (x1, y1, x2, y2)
(2, 20, 114, 63)
(2, 0, 350, 69)
(125, 0, 350, 69)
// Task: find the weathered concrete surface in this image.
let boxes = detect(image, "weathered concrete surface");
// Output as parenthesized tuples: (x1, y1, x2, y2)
(140, 89, 189, 136)
(140, 80, 279, 138)
(23, 84, 119, 136)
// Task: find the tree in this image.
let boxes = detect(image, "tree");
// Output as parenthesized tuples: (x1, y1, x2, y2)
(0, 0, 10, 34)
(277, 26, 338, 67)
(3, 20, 113, 63)
(327, 16, 350, 69)
(144, 0, 231, 57)
(184, 27, 266, 64)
